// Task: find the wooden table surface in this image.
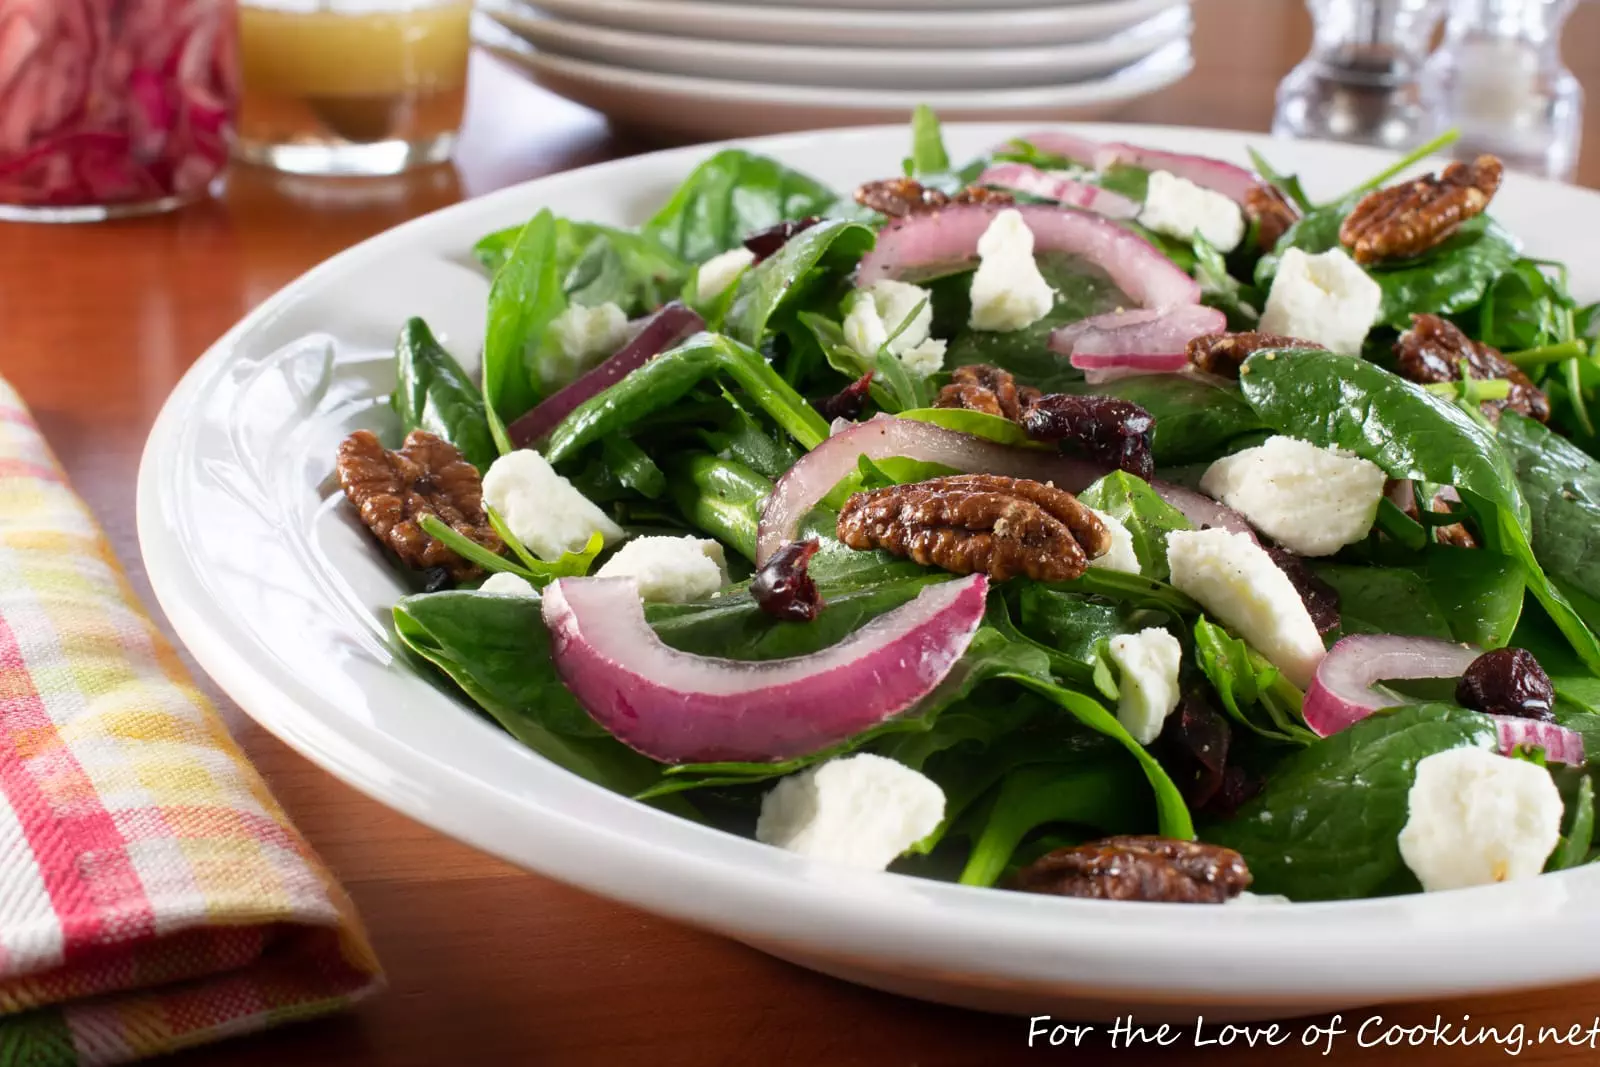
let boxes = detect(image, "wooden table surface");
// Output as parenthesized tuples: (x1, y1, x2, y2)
(5, 1, 1600, 1062)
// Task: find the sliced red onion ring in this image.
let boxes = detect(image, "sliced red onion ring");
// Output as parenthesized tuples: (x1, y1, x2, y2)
(542, 573, 988, 763)
(855, 203, 1200, 309)
(1008, 130, 1103, 166)
(1092, 143, 1260, 206)
(1490, 717, 1586, 765)
(507, 302, 704, 448)
(1152, 481, 1257, 540)
(757, 415, 1104, 565)
(1051, 306, 1227, 384)
(977, 163, 1139, 220)
(1304, 635, 1483, 738)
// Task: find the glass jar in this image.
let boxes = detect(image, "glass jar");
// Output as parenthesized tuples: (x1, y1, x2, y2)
(1420, 0, 1582, 180)
(234, 0, 471, 176)
(1274, 0, 1447, 150)
(0, 0, 239, 222)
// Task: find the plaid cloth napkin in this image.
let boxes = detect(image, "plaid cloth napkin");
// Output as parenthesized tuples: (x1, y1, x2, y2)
(0, 377, 382, 1064)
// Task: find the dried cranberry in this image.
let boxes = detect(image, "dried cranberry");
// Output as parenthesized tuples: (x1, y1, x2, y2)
(1157, 691, 1232, 809)
(1265, 548, 1341, 636)
(1456, 647, 1555, 721)
(1020, 393, 1155, 480)
(751, 539, 824, 621)
(742, 216, 822, 264)
(815, 373, 873, 422)
(1206, 766, 1264, 819)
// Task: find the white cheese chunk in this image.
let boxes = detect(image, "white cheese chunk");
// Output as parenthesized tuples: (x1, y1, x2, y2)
(756, 754, 946, 871)
(479, 572, 537, 597)
(1398, 747, 1564, 892)
(1258, 247, 1382, 355)
(1138, 170, 1246, 254)
(1198, 436, 1387, 556)
(545, 301, 631, 386)
(1166, 528, 1325, 688)
(695, 246, 756, 303)
(482, 450, 625, 562)
(1106, 627, 1183, 744)
(1086, 507, 1141, 575)
(967, 209, 1055, 333)
(843, 278, 947, 377)
(595, 535, 728, 603)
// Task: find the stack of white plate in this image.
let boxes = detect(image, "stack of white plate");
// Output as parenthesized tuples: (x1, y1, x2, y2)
(476, 0, 1194, 142)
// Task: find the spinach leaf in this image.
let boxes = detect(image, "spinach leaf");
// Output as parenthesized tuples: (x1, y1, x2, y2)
(1246, 146, 1312, 213)
(1549, 775, 1595, 871)
(1203, 704, 1497, 900)
(1080, 373, 1265, 466)
(482, 210, 566, 449)
(474, 219, 689, 317)
(1499, 413, 1600, 634)
(1045, 569, 1201, 619)
(1078, 470, 1193, 580)
(1193, 616, 1315, 743)
(727, 220, 875, 348)
(908, 104, 951, 176)
(1311, 564, 1453, 641)
(666, 452, 770, 562)
(1368, 218, 1521, 329)
(393, 592, 675, 799)
(1476, 258, 1576, 353)
(643, 149, 839, 265)
(1194, 235, 1260, 330)
(698, 391, 803, 481)
(1014, 585, 1140, 683)
(895, 406, 1036, 448)
(392, 317, 497, 473)
(1254, 203, 1344, 288)
(799, 311, 930, 414)
(600, 437, 666, 499)
(1418, 547, 1526, 648)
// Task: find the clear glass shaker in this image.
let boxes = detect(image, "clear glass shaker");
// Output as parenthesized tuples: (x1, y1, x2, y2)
(1420, 0, 1582, 180)
(1274, 0, 1448, 150)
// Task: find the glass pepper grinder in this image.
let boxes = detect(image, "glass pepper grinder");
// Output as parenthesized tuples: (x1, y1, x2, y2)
(1420, 0, 1582, 180)
(1274, 0, 1448, 150)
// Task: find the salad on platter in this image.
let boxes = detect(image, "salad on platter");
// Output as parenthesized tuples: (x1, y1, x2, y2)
(335, 109, 1600, 904)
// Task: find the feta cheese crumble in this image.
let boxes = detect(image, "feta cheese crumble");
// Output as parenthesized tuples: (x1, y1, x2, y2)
(482, 450, 625, 562)
(1198, 436, 1387, 556)
(695, 246, 756, 303)
(1106, 627, 1183, 744)
(968, 209, 1055, 333)
(1259, 247, 1382, 356)
(479, 572, 537, 597)
(1086, 507, 1141, 575)
(545, 301, 631, 386)
(843, 278, 948, 377)
(1398, 747, 1564, 892)
(756, 754, 946, 871)
(595, 535, 728, 603)
(1166, 527, 1325, 688)
(1138, 170, 1246, 254)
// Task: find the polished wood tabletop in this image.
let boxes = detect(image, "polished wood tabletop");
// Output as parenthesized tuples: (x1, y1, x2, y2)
(5, 1, 1600, 1062)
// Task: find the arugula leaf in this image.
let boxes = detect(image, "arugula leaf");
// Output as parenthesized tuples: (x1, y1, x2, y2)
(474, 219, 689, 317)
(799, 311, 929, 414)
(392, 317, 497, 473)
(895, 406, 1037, 448)
(1203, 703, 1497, 900)
(1246, 146, 1312, 213)
(1081, 373, 1265, 466)
(1476, 259, 1577, 354)
(482, 210, 566, 450)
(1045, 568, 1201, 619)
(727, 219, 875, 348)
(1193, 235, 1260, 329)
(1192, 616, 1315, 743)
(643, 149, 839, 265)
(908, 104, 951, 176)
(1078, 470, 1193, 580)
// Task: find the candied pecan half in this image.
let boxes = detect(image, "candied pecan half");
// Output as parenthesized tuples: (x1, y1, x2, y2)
(1339, 155, 1503, 264)
(1265, 547, 1341, 636)
(934, 364, 1042, 421)
(1394, 313, 1550, 423)
(1015, 835, 1252, 903)
(854, 177, 1014, 218)
(751, 539, 824, 622)
(1187, 331, 1324, 379)
(1021, 393, 1155, 480)
(836, 473, 1109, 582)
(336, 429, 501, 581)
(1429, 486, 1479, 549)
(816, 372, 874, 422)
(743, 216, 821, 264)
(1245, 183, 1298, 252)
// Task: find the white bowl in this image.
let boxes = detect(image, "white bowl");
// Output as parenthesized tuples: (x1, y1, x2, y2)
(504, 0, 1187, 48)
(476, 35, 1194, 140)
(483, 5, 1191, 91)
(139, 122, 1600, 1022)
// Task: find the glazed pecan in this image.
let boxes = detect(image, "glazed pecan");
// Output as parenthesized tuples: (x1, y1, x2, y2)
(1244, 183, 1298, 252)
(336, 429, 501, 581)
(1265, 547, 1341, 636)
(934, 364, 1041, 421)
(1339, 155, 1503, 264)
(1186, 331, 1324, 379)
(1429, 486, 1479, 550)
(854, 177, 1014, 218)
(836, 473, 1110, 582)
(1020, 393, 1155, 480)
(1394, 313, 1550, 423)
(1015, 835, 1252, 903)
